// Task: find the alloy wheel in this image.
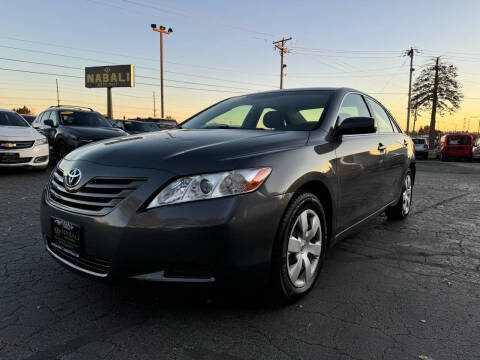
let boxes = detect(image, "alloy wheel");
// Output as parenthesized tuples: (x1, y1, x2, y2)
(287, 209, 322, 288)
(402, 174, 412, 215)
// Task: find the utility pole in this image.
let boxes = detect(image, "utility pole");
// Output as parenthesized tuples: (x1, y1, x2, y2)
(107, 87, 113, 119)
(151, 24, 173, 118)
(412, 106, 418, 134)
(428, 57, 440, 149)
(405, 47, 419, 134)
(56, 78, 60, 106)
(153, 91, 156, 118)
(273, 37, 292, 89)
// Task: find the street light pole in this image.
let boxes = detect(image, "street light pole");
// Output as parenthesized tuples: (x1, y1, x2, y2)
(151, 24, 173, 119)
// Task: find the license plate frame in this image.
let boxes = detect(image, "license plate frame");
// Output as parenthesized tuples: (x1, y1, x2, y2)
(0, 153, 20, 162)
(50, 217, 82, 257)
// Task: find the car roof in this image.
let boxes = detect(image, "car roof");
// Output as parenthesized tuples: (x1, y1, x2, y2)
(51, 108, 93, 113)
(244, 87, 363, 97)
(0, 108, 15, 113)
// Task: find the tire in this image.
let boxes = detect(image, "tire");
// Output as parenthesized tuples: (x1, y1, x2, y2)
(55, 141, 68, 159)
(385, 169, 413, 220)
(271, 192, 327, 303)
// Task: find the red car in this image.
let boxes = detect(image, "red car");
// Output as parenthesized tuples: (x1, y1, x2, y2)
(437, 133, 474, 161)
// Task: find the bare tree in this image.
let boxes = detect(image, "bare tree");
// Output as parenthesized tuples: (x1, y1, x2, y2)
(411, 58, 463, 148)
(12, 106, 32, 115)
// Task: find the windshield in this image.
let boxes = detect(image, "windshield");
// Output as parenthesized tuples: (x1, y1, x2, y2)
(0, 111, 29, 127)
(59, 111, 112, 127)
(124, 122, 159, 132)
(447, 136, 471, 145)
(182, 90, 332, 131)
(413, 139, 426, 144)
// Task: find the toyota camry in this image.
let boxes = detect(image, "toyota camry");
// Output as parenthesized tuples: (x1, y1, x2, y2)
(40, 88, 415, 301)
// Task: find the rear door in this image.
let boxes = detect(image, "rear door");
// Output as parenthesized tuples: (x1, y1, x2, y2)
(365, 97, 408, 205)
(335, 93, 386, 233)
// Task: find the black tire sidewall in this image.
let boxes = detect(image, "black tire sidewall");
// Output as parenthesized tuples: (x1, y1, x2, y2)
(274, 193, 327, 300)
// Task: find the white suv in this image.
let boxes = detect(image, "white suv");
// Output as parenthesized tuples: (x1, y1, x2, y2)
(0, 109, 49, 169)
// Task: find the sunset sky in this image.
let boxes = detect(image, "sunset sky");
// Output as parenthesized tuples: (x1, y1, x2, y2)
(1, 0, 480, 132)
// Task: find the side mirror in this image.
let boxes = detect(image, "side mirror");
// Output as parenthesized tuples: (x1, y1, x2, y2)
(44, 119, 56, 127)
(336, 117, 376, 136)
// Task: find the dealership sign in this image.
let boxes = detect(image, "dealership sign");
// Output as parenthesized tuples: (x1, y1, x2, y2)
(85, 65, 135, 88)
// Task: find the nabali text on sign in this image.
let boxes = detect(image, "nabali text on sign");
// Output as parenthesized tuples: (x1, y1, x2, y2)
(85, 65, 135, 88)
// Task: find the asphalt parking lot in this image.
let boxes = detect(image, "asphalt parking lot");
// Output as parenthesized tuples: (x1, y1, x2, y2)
(1, 160, 479, 360)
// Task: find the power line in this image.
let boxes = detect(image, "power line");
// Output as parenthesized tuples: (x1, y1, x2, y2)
(0, 67, 249, 94)
(290, 50, 403, 59)
(0, 58, 269, 92)
(86, 0, 277, 41)
(0, 43, 278, 78)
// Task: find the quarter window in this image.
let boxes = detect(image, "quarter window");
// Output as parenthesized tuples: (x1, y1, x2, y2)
(365, 98, 394, 133)
(338, 94, 370, 125)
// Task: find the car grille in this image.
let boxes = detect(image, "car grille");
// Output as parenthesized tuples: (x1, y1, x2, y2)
(47, 236, 111, 275)
(0, 140, 34, 149)
(0, 157, 32, 164)
(47, 168, 147, 216)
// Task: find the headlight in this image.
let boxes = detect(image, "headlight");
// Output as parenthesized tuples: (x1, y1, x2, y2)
(147, 167, 271, 208)
(34, 137, 47, 146)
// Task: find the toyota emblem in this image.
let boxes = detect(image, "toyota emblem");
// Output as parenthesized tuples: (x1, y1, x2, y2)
(65, 168, 82, 188)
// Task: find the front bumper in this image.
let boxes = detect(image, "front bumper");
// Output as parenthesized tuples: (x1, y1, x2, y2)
(40, 161, 289, 286)
(0, 144, 49, 167)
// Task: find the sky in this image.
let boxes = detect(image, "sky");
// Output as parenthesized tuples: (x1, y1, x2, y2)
(1, 0, 480, 132)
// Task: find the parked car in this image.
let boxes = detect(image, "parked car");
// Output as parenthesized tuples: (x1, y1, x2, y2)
(40, 88, 415, 301)
(472, 137, 480, 161)
(32, 106, 127, 158)
(131, 117, 177, 129)
(412, 137, 429, 159)
(0, 108, 49, 169)
(20, 114, 37, 124)
(113, 120, 161, 134)
(436, 133, 474, 161)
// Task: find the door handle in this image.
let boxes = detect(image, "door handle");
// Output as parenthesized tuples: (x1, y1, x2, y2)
(403, 139, 408, 147)
(378, 143, 386, 152)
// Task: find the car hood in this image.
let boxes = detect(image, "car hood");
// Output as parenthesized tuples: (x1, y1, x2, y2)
(66, 129, 308, 173)
(0, 125, 43, 140)
(62, 126, 127, 139)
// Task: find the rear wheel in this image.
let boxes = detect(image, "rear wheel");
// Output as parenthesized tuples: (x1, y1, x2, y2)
(386, 170, 413, 220)
(271, 192, 327, 302)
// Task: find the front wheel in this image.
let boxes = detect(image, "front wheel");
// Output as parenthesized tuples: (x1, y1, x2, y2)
(386, 170, 413, 220)
(271, 192, 327, 302)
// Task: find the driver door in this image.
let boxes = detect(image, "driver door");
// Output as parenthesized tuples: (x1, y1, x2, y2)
(335, 93, 386, 233)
